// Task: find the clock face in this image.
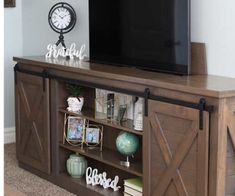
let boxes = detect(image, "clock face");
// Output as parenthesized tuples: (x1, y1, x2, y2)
(48, 3, 76, 34)
(51, 7, 71, 30)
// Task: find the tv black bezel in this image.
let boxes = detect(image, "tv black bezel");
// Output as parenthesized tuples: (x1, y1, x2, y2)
(88, 0, 191, 75)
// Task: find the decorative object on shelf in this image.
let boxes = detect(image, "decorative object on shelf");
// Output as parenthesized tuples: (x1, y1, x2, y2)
(116, 131, 139, 167)
(116, 104, 127, 122)
(95, 91, 118, 121)
(4, 0, 15, 7)
(45, 43, 87, 60)
(63, 115, 86, 147)
(95, 89, 134, 120)
(86, 167, 121, 191)
(48, 2, 76, 50)
(66, 83, 84, 112)
(66, 153, 87, 178)
(84, 122, 103, 151)
(124, 177, 143, 196)
(133, 97, 144, 131)
(67, 97, 84, 112)
(95, 96, 106, 114)
(107, 93, 115, 119)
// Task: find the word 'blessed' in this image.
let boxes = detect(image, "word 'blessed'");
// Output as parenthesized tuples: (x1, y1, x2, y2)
(86, 167, 121, 191)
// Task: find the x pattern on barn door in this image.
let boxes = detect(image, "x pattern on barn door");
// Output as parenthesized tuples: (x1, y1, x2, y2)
(144, 100, 209, 196)
(15, 72, 50, 174)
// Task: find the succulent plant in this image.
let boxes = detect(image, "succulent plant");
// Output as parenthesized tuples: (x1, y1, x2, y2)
(66, 83, 83, 97)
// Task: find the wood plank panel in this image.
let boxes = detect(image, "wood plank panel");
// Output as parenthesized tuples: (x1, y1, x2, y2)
(191, 42, 207, 75)
(227, 156, 235, 175)
(209, 98, 228, 196)
(13, 55, 235, 98)
(15, 72, 51, 174)
(226, 175, 235, 195)
(144, 100, 209, 196)
(226, 98, 235, 196)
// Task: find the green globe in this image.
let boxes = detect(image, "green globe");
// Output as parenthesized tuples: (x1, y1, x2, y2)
(116, 132, 139, 156)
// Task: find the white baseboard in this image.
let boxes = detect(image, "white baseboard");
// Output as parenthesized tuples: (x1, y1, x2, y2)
(4, 127, 16, 144)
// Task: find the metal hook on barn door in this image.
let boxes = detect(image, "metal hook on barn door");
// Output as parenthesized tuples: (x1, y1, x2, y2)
(144, 88, 150, 117)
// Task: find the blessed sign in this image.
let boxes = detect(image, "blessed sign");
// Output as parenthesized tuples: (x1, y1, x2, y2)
(85, 167, 121, 191)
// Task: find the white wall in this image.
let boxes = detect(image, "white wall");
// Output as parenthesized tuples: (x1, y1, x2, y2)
(4, 0, 235, 131)
(191, 0, 235, 78)
(22, 0, 89, 56)
(21, 0, 235, 77)
(4, 0, 23, 129)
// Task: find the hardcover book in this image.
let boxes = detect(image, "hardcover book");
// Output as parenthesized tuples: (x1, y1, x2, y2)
(124, 186, 142, 196)
(124, 177, 143, 192)
(123, 192, 132, 196)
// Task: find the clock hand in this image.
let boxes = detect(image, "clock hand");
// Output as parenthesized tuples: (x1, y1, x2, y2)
(62, 14, 70, 19)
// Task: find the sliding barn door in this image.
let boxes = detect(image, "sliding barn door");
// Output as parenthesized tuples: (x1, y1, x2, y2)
(143, 100, 209, 196)
(15, 72, 51, 174)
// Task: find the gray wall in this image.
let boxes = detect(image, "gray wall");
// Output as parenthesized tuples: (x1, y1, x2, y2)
(4, 0, 23, 128)
(191, 0, 235, 78)
(4, 0, 235, 128)
(22, 0, 89, 56)
(21, 0, 235, 76)
(4, 0, 89, 128)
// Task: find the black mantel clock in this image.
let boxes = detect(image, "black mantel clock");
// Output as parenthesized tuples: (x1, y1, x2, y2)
(48, 2, 76, 49)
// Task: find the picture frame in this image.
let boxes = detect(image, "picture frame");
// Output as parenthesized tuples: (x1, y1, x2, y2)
(95, 89, 134, 121)
(85, 127, 100, 144)
(95, 89, 119, 120)
(62, 114, 103, 150)
(84, 122, 103, 151)
(63, 115, 86, 146)
(4, 0, 16, 7)
(116, 104, 127, 122)
(67, 116, 84, 141)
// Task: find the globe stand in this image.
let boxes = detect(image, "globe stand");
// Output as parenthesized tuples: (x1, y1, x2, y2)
(120, 156, 130, 167)
(116, 132, 139, 168)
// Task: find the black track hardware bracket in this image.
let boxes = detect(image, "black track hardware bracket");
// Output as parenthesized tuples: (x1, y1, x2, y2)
(14, 63, 214, 129)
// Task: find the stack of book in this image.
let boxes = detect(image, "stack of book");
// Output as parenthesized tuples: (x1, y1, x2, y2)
(124, 177, 142, 196)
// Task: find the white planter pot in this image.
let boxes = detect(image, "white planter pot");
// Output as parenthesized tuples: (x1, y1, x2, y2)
(67, 97, 84, 112)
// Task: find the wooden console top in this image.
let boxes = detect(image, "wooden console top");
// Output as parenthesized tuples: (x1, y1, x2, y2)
(13, 56, 235, 98)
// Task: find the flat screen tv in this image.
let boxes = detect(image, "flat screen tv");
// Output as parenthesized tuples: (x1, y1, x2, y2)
(89, 0, 191, 75)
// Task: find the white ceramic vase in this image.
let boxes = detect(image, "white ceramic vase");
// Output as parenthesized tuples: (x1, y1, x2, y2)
(67, 97, 84, 112)
(133, 98, 143, 131)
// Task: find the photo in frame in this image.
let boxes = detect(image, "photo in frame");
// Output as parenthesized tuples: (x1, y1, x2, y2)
(4, 0, 16, 7)
(86, 127, 100, 143)
(63, 115, 86, 146)
(84, 123, 103, 151)
(116, 104, 127, 122)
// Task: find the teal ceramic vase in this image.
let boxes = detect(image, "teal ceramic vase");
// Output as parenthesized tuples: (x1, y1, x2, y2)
(116, 131, 139, 156)
(66, 153, 87, 178)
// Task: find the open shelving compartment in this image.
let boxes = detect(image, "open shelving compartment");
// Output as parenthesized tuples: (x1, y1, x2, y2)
(56, 81, 143, 195)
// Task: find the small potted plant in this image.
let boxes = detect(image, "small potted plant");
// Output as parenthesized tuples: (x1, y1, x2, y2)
(66, 83, 84, 112)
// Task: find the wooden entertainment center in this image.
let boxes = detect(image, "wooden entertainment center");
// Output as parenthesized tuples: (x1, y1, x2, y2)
(13, 55, 235, 196)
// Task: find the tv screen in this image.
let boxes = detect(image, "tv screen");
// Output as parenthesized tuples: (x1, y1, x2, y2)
(89, 0, 191, 75)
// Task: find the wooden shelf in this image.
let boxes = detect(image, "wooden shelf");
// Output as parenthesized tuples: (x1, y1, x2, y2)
(59, 142, 143, 177)
(59, 172, 123, 196)
(59, 108, 143, 136)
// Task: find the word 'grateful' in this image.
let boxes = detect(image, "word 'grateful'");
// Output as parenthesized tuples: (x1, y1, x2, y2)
(45, 43, 87, 59)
